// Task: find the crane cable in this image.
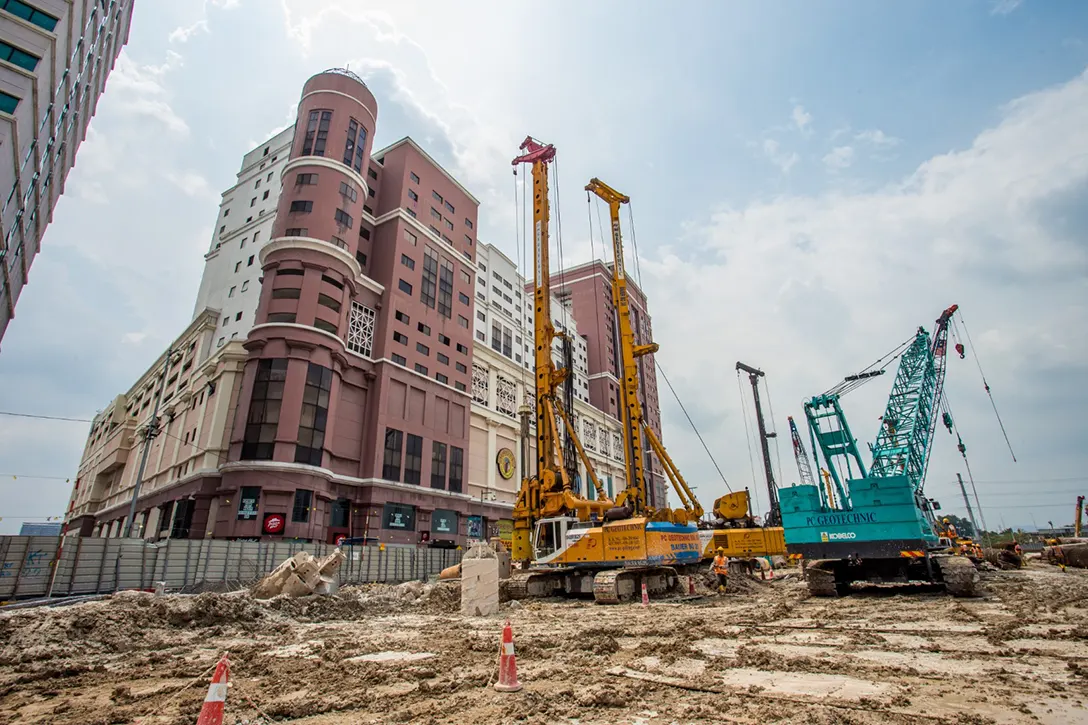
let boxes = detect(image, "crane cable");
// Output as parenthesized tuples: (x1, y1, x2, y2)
(657, 363, 732, 492)
(938, 390, 991, 545)
(586, 196, 609, 405)
(513, 163, 529, 411)
(955, 314, 1016, 462)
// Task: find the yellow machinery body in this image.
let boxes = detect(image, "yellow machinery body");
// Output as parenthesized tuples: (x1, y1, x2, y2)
(701, 490, 787, 559)
(533, 516, 702, 568)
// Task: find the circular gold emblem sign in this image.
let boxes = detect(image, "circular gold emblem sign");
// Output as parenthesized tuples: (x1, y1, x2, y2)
(496, 448, 516, 480)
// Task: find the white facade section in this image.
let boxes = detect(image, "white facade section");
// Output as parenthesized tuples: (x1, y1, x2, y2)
(473, 242, 590, 404)
(191, 126, 294, 348)
(467, 341, 626, 505)
(0, 0, 134, 343)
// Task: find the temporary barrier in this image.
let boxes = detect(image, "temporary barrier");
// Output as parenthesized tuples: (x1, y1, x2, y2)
(0, 536, 462, 602)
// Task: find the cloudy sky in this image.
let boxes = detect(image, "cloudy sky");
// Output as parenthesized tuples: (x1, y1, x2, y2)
(0, 0, 1086, 535)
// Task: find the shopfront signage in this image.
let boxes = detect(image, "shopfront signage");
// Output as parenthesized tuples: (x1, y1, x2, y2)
(383, 503, 416, 531)
(237, 487, 260, 521)
(263, 512, 285, 535)
(467, 515, 484, 539)
(432, 509, 459, 535)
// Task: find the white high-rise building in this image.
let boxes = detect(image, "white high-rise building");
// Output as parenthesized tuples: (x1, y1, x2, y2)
(190, 127, 293, 349)
(0, 0, 135, 345)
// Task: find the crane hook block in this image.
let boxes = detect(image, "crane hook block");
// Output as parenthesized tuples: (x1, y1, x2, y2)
(942, 412, 954, 433)
(955, 343, 965, 359)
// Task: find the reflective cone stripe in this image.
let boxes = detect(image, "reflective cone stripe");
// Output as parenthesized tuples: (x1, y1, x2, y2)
(494, 622, 522, 692)
(688, 576, 696, 595)
(641, 581, 649, 607)
(196, 653, 230, 725)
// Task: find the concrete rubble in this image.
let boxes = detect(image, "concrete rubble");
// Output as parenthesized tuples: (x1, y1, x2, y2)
(460, 541, 500, 617)
(251, 548, 346, 599)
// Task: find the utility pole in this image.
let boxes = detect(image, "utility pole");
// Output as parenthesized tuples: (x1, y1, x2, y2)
(956, 473, 980, 540)
(736, 362, 780, 526)
(123, 347, 174, 538)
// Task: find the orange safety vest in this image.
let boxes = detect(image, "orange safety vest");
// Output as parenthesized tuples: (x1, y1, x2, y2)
(712, 555, 728, 575)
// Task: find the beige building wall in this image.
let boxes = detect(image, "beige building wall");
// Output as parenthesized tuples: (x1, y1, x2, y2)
(68, 309, 248, 538)
(468, 342, 628, 511)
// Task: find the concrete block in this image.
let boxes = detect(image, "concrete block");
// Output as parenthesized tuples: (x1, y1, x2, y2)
(461, 557, 500, 617)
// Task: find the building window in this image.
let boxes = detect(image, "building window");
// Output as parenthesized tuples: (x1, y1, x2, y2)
(443, 200, 454, 214)
(234, 261, 241, 273)
(284, 227, 307, 236)
(406, 207, 416, 218)
(339, 181, 358, 203)
(343, 118, 367, 172)
(247, 255, 255, 266)
(401, 254, 415, 270)
(418, 322, 431, 336)
(0, 1, 57, 31)
(477, 310, 486, 322)
(317, 293, 341, 313)
(302, 109, 332, 156)
(408, 189, 418, 202)
(458, 315, 469, 329)
(431, 442, 447, 489)
(267, 312, 297, 323)
(395, 310, 410, 324)
(277, 268, 304, 277)
(296, 173, 318, 185)
(449, 447, 464, 493)
(456, 362, 467, 374)
(444, 219, 454, 232)
(439, 334, 450, 345)
(417, 342, 429, 355)
(496, 375, 517, 418)
(383, 428, 403, 480)
(241, 359, 287, 460)
(330, 498, 350, 528)
(410, 171, 420, 184)
(421, 248, 438, 309)
(414, 363, 428, 375)
(458, 292, 470, 305)
(0, 90, 18, 114)
(404, 230, 418, 246)
(502, 328, 512, 357)
(392, 353, 407, 366)
(437, 353, 449, 365)
(0, 40, 39, 71)
(369, 168, 379, 180)
(455, 381, 467, 392)
(228, 286, 236, 298)
(476, 331, 486, 342)
(292, 489, 312, 523)
(430, 207, 441, 221)
(398, 279, 413, 295)
(295, 363, 331, 466)
(356, 250, 367, 266)
(393, 332, 408, 345)
(334, 209, 353, 229)
(438, 259, 454, 318)
(436, 373, 449, 385)
(263, 190, 270, 200)
(272, 287, 300, 300)
(290, 200, 313, 213)
(347, 301, 376, 357)
(491, 323, 502, 352)
(404, 434, 423, 484)
(314, 318, 338, 335)
(456, 343, 469, 354)
(331, 235, 347, 249)
(241, 280, 250, 291)
(472, 364, 488, 405)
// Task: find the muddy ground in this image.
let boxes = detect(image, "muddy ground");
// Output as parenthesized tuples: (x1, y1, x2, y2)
(0, 562, 1086, 724)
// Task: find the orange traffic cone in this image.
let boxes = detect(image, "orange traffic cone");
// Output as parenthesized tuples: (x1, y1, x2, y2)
(196, 653, 230, 725)
(494, 622, 522, 692)
(641, 581, 649, 606)
(688, 576, 696, 595)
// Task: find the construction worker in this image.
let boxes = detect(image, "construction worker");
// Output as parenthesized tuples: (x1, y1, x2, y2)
(711, 547, 728, 593)
(942, 518, 958, 540)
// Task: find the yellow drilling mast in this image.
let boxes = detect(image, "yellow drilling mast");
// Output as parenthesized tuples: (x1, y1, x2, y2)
(585, 177, 786, 561)
(585, 178, 702, 525)
(506, 140, 702, 603)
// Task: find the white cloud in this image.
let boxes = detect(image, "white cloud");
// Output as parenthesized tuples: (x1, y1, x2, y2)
(855, 129, 901, 147)
(169, 19, 208, 44)
(122, 332, 148, 345)
(644, 68, 1088, 519)
(991, 0, 1023, 15)
(762, 139, 800, 174)
(822, 145, 854, 169)
(109, 51, 190, 135)
(164, 170, 218, 201)
(792, 104, 813, 133)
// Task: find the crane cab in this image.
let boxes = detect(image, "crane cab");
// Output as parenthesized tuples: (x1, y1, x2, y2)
(533, 516, 594, 564)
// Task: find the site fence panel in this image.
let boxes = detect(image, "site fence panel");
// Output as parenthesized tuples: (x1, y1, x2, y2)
(0, 536, 466, 601)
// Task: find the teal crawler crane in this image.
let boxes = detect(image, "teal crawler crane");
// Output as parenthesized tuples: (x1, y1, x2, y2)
(780, 305, 981, 597)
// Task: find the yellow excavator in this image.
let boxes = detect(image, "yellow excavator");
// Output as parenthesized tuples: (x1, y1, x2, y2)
(585, 177, 786, 562)
(508, 138, 702, 604)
